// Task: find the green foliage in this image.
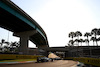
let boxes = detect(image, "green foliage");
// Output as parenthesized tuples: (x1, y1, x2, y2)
(68, 28, 100, 46)
(0, 39, 20, 53)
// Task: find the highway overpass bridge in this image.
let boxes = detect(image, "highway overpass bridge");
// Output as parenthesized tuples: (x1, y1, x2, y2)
(0, 0, 49, 54)
(41, 47, 68, 52)
(1, 0, 100, 66)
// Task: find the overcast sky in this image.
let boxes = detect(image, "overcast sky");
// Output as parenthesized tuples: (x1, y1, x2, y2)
(0, 0, 100, 47)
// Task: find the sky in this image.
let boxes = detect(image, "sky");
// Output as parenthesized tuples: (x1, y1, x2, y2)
(0, 0, 100, 47)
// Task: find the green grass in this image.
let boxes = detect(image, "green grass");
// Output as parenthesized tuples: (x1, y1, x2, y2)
(0, 59, 36, 62)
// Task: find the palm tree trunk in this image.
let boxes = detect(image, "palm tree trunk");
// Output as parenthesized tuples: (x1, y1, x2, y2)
(87, 37, 89, 46)
(78, 42, 79, 46)
(95, 35, 98, 46)
(93, 41, 95, 46)
(81, 42, 82, 46)
(72, 38, 74, 46)
(96, 41, 98, 46)
(88, 42, 89, 46)
(78, 36, 79, 46)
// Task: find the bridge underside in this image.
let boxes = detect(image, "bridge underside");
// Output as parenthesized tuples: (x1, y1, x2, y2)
(0, 0, 49, 55)
(0, 7, 48, 47)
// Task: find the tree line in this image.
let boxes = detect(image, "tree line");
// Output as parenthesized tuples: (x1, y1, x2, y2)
(0, 39, 20, 53)
(68, 28, 100, 46)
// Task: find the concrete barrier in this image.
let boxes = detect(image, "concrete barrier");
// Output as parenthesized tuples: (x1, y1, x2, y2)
(64, 57, 100, 66)
(0, 54, 43, 60)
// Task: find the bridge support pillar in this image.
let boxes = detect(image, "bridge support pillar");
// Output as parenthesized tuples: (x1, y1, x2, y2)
(19, 35, 29, 54)
(13, 30, 37, 55)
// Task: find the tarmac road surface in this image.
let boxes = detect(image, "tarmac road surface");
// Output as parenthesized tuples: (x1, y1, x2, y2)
(1, 60, 77, 67)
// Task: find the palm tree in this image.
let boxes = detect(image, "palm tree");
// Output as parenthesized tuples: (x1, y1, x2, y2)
(0, 39, 5, 47)
(75, 31, 82, 39)
(84, 32, 91, 46)
(69, 40, 74, 46)
(5, 41, 10, 46)
(79, 39, 84, 46)
(97, 37, 100, 45)
(75, 31, 82, 46)
(84, 39, 89, 46)
(68, 43, 71, 47)
(68, 32, 75, 40)
(90, 37, 96, 46)
(74, 39, 80, 46)
(68, 32, 75, 46)
(97, 28, 100, 35)
(0, 39, 10, 52)
(10, 41, 20, 52)
(91, 28, 99, 46)
(3, 45, 10, 53)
